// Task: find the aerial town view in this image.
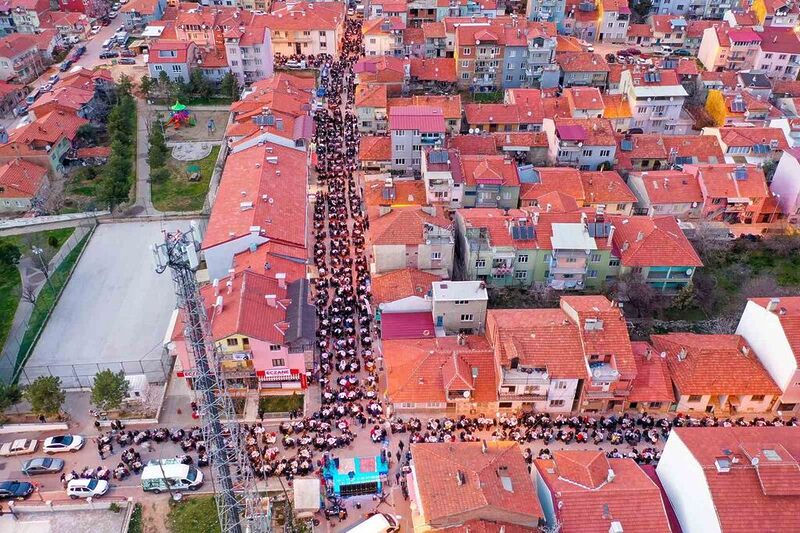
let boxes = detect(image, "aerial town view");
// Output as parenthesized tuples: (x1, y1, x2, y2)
(0, 0, 799, 531)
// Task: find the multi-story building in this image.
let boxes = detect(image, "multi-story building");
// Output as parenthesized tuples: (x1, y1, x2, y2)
(9, 0, 48, 34)
(619, 67, 690, 135)
(519, 167, 636, 215)
(454, 21, 504, 92)
(770, 149, 800, 224)
(753, 27, 800, 81)
(265, 2, 345, 57)
(737, 297, 800, 413)
(362, 16, 404, 56)
(526, 0, 567, 28)
(596, 0, 630, 43)
(627, 170, 704, 218)
(561, 0, 600, 42)
(698, 24, 761, 72)
(120, 0, 167, 29)
(542, 117, 617, 170)
(0, 158, 48, 213)
(224, 26, 274, 86)
(0, 34, 43, 83)
(464, 99, 544, 133)
(0, 113, 81, 176)
(355, 84, 388, 133)
(389, 105, 446, 172)
(753, 0, 800, 28)
(431, 280, 488, 334)
(684, 163, 771, 224)
(147, 40, 197, 83)
(701, 127, 789, 166)
(650, 333, 779, 413)
(649, 14, 687, 49)
(556, 52, 609, 89)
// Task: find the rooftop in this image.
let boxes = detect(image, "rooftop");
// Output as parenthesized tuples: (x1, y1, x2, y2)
(371, 268, 441, 306)
(431, 281, 488, 302)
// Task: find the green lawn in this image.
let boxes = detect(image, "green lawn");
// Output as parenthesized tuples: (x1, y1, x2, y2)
(0, 228, 75, 352)
(151, 146, 220, 212)
(473, 91, 503, 104)
(259, 394, 304, 414)
(14, 231, 89, 377)
(168, 496, 221, 533)
(127, 503, 143, 533)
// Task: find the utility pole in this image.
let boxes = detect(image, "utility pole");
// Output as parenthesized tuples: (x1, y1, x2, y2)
(153, 224, 270, 533)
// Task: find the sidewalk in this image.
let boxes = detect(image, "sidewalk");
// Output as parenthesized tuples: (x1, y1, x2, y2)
(133, 98, 161, 216)
(0, 225, 91, 374)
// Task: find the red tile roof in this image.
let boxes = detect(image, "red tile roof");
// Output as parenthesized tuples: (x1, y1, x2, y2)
(651, 333, 780, 396)
(446, 134, 497, 155)
(651, 14, 687, 34)
(519, 167, 583, 202)
(0, 158, 47, 198)
(388, 95, 462, 121)
(363, 178, 428, 217)
(627, 23, 653, 38)
(629, 342, 676, 403)
(503, 89, 545, 123)
(422, 22, 446, 39)
(661, 135, 724, 164)
(148, 39, 193, 64)
(9, 110, 87, 145)
(410, 57, 456, 82)
(0, 33, 37, 59)
(369, 206, 451, 246)
(565, 87, 604, 112)
(230, 241, 307, 283)
(556, 52, 610, 73)
(371, 268, 441, 306)
(536, 453, 672, 533)
(75, 146, 112, 158)
(717, 127, 789, 151)
(464, 103, 530, 126)
(265, 1, 344, 31)
(632, 170, 703, 205)
(358, 136, 391, 162)
(600, 95, 632, 120)
(554, 118, 616, 145)
(669, 426, 800, 532)
(388, 105, 446, 133)
(381, 311, 435, 340)
(459, 155, 519, 187)
(581, 170, 636, 204)
(492, 131, 548, 149)
(355, 84, 387, 109)
(609, 215, 702, 268)
(411, 441, 542, 527)
(202, 143, 307, 250)
(689, 164, 770, 200)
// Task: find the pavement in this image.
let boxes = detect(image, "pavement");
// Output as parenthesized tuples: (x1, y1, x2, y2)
(133, 98, 160, 216)
(0, 508, 130, 533)
(22, 221, 182, 387)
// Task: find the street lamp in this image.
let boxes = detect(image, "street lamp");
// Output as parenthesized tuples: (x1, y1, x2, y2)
(31, 246, 54, 294)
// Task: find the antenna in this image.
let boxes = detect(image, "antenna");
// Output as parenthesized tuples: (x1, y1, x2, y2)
(153, 227, 269, 533)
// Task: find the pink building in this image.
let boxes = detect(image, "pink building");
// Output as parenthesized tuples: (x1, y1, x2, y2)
(171, 270, 308, 393)
(224, 25, 274, 86)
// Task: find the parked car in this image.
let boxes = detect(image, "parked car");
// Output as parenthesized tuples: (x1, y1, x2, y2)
(0, 439, 38, 457)
(48, 73, 59, 84)
(100, 17, 110, 26)
(60, 60, 73, 72)
(0, 481, 34, 500)
(99, 51, 119, 59)
(119, 58, 136, 65)
(673, 48, 692, 56)
(43, 434, 85, 454)
(67, 478, 108, 499)
(90, 26, 101, 35)
(109, 10, 118, 19)
(15, 104, 28, 116)
(120, 49, 135, 57)
(625, 47, 642, 55)
(21, 457, 65, 475)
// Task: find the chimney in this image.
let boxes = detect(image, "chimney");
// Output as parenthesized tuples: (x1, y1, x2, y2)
(265, 294, 277, 307)
(533, 211, 539, 225)
(546, 203, 552, 212)
(212, 278, 220, 296)
(663, 177, 669, 189)
(766, 297, 780, 312)
(636, 231, 644, 242)
(608, 224, 615, 243)
(226, 278, 233, 295)
(276, 272, 287, 289)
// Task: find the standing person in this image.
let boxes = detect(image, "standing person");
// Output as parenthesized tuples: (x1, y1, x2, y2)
(38, 415, 46, 423)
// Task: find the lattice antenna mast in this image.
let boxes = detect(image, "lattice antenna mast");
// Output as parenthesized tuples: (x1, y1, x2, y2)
(152, 224, 270, 533)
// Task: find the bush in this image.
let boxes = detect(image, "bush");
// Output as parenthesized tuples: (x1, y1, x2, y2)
(127, 503, 143, 533)
(91, 369, 129, 412)
(0, 242, 21, 267)
(24, 376, 65, 417)
(150, 166, 171, 184)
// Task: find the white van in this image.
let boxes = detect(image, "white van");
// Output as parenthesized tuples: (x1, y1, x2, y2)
(102, 39, 113, 49)
(141, 459, 204, 494)
(25, 87, 40, 105)
(342, 513, 400, 533)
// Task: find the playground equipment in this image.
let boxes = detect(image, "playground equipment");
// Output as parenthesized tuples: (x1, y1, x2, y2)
(166, 101, 196, 129)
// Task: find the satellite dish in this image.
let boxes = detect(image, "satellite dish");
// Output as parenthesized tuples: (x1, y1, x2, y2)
(469, 128, 475, 134)
(463, 390, 471, 398)
(751, 457, 759, 466)
(686, 268, 693, 275)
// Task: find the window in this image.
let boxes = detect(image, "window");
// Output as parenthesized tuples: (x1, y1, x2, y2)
(609, 257, 620, 267)
(269, 344, 281, 351)
(460, 314, 474, 322)
(751, 394, 766, 401)
(462, 47, 471, 55)
(590, 253, 601, 262)
(272, 358, 285, 367)
(649, 402, 662, 409)
(230, 60, 238, 66)
(412, 158, 420, 166)
(461, 72, 470, 80)
(431, 251, 442, 260)
(394, 144, 403, 151)
(600, 149, 611, 157)
(320, 31, 326, 36)
(555, 381, 567, 389)
(412, 145, 421, 151)
(454, 300, 469, 305)
(154, 65, 163, 71)
(588, 269, 598, 278)
(582, 149, 593, 157)
(253, 47, 261, 53)
(394, 158, 405, 165)
(687, 395, 703, 402)
(566, 257, 577, 263)
(514, 270, 527, 279)
(320, 41, 327, 48)
(226, 338, 238, 347)
(505, 74, 513, 81)
(172, 65, 182, 72)
(517, 254, 528, 263)
(549, 399, 565, 407)
(475, 259, 486, 268)
(616, 203, 627, 210)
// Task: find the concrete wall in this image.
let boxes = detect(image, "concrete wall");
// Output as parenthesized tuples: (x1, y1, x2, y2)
(432, 298, 487, 333)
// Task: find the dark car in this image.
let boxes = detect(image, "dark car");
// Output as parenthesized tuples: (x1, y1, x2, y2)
(625, 47, 642, 55)
(673, 48, 692, 56)
(617, 49, 632, 57)
(99, 51, 119, 59)
(21, 457, 65, 475)
(59, 59, 73, 72)
(119, 58, 136, 65)
(0, 481, 34, 500)
(120, 49, 136, 57)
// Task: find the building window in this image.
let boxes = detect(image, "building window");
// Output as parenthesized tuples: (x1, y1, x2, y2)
(431, 251, 442, 260)
(582, 149, 593, 157)
(394, 158, 405, 165)
(272, 358, 285, 367)
(588, 269, 598, 278)
(565, 257, 577, 263)
(269, 345, 281, 351)
(226, 338, 238, 347)
(475, 259, 486, 268)
(462, 47, 471, 55)
(514, 270, 527, 279)
(460, 314, 474, 322)
(649, 402, 662, 409)
(230, 60, 238, 66)
(555, 381, 567, 389)
(461, 60, 469, 67)
(549, 399, 565, 407)
(154, 65, 163, 71)
(751, 394, 766, 401)
(461, 72, 470, 79)
(616, 203, 627, 210)
(172, 65, 181, 72)
(687, 395, 703, 402)
(517, 255, 528, 263)
(454, 300, 468, 305)
(600, 149, 611, 157)
(590, 253, 601, 262)
(609, 257, 620, 267)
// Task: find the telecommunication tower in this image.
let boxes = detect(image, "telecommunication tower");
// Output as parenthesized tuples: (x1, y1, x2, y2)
(152, 224, 270, 533)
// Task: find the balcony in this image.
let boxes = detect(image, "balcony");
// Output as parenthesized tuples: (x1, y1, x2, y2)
(498, 391, 548, 401)
(588, 361, 620, 382)
(502, 367, 549, 386)
(420, 135, 442, 145)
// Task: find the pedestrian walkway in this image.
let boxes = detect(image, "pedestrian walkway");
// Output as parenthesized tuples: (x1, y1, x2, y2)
(133, 98, 160, 216)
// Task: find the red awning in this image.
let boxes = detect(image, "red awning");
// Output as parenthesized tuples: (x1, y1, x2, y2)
(380, 312, 435, 340)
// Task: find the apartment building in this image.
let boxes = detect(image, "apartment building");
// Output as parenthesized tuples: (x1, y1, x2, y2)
(265, 2, 345, 57)
(627, 170, 704, 218)
(596, 0, 630, 43)
(224, 26, 274, 85)
(698, 24, 761, 72)
(542, 117, 617, 170)
(0, 158, 48, 213)
(556, 52, 610, 89)
(389, 105, 446, 172)
(619, 67, 690, 135)
(684, 163, 771, 225)
(430, 280, 488, 334)
(753, 27, 800, 81)
(0, 33, 43, 83)
(147, 40, 197, 83)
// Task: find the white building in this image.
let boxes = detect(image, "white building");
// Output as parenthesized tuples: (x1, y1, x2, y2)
(224, 26, 274, 86)
(619, 67, 690, 134)
(431, 280, 488, 335)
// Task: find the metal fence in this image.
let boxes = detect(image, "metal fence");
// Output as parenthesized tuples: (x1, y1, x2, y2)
(15, 351, 175, 389)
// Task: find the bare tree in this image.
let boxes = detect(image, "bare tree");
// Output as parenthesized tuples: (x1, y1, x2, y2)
(20, 285, 37, 304)
(606, 273, 666, 318)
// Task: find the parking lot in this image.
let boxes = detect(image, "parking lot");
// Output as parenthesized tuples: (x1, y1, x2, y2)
(22, 221, 190, 387)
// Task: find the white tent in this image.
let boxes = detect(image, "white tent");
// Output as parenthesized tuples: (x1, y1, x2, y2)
(293, 477, 321, 518)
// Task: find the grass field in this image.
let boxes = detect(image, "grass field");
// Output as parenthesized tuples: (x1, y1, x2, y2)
(14, 231, 89, 374)
(0, 228, 75, 352)
(151, 146, 220, 212)
(259, 394, 304, 414)
(168, 496, 220, 533)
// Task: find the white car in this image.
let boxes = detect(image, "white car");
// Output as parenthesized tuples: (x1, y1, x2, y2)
(43, 434, 85, 454)
(67, 478, 108, 499)
(90, 26, 101, 35)
(109, 11, 118, 19)
(0, 439, 38, 457)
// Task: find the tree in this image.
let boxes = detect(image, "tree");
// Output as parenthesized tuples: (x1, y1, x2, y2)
(0, 242, 21, 266)
(606, 272, 666, 318)
(24, 376, 65, 417)
(91, 369, 129, 412)
(148, 122, 169, 169)
(150, 166, 171, 184)
(157, 70, 172, 99)
(704, 89, 727, 127)
(220, 72, 240, 102)
(0, 383, 22, 411)
(139, 75, 155, 99)
(189, 69, 212, 100)
(762, 159, 778, 183)
(631, 0, 652, 23)
(76, 123, 100, 147)
(117, 74, 133, 99)
(20, 284, 37, 304)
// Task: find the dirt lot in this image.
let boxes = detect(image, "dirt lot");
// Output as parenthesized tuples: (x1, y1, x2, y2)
(149, 109, 229, 143)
